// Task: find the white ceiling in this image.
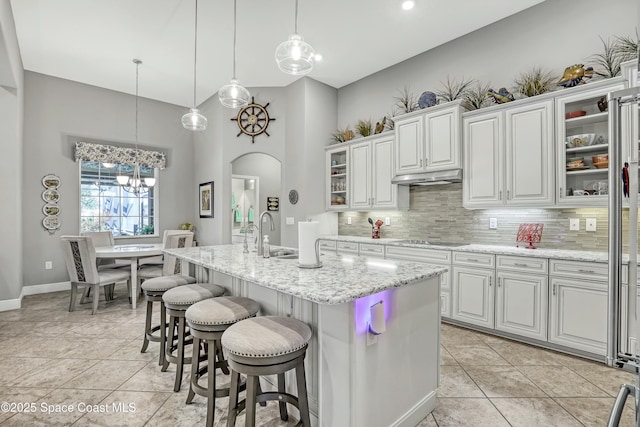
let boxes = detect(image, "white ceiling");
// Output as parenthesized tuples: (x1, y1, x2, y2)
(10, 0, 545, 107)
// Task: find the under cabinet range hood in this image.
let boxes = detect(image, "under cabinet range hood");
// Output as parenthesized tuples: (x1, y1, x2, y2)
(391, 169, 462, 186)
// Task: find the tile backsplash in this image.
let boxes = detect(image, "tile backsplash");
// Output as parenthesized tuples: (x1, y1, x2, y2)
(337, 183, 637, 252)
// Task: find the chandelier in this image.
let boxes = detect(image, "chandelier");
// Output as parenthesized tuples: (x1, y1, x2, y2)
(116, 59, 156, 195)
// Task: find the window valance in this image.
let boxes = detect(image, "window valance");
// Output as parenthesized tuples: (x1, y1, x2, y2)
(74, 141, 167, 170)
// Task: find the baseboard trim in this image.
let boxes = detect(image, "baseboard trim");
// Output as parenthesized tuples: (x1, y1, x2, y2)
(0, 282, 71, 312)
(390, 390, 437, 427)
(21, 281, 70, 296)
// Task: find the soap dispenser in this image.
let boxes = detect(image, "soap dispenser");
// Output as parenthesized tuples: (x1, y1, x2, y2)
(262, 235, 270, 258)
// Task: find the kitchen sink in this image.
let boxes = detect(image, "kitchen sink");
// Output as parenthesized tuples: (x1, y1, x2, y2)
(269, 249, 298, 258)
(274, 253, 299, 260)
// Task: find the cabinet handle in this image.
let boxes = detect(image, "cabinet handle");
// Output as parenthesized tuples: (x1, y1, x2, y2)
(560, 187, 563, 197)
(507, 190, 510, 200)
(499, 191, 502, 200)
(514, 263, 528, 267)
(578, 269, 596, 274)
(553, 284, 556, 296)
(498, 277, 501, 287)
(489, 277, 492, 286)
(420, 159, 423, 167)
(425, 157, 428, 166)
(465, 258, 478, 263)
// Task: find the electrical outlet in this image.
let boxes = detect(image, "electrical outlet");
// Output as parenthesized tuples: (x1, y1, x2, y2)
(347, 216, 352, 225)
(286, 217, 295, 225)
(586, 218, 597, 232)
(569, 218, 580, 231)
(489, 218, 497, 229)
(385, 217, 391, 226)
(45, 261, 53, 270)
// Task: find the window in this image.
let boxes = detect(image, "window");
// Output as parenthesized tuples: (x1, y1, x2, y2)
(79, 161, 158, 237)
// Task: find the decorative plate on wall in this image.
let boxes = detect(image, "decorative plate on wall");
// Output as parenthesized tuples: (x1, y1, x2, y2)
(42, 215, 61, 231)
(42, 174, 61, 189)
(42, 204, 60, 216)
(288, 189, 299, 205)
(42, 188, 60, 203)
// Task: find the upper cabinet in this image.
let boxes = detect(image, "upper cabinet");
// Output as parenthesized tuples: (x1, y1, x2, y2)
(463, 98, 554, 208)
(394, 101, 464, 175)
(350, 135, 409, 210)
(325, 134, 409, 212)
(326, 146, 349, 211)
(555, 78, 626, 206)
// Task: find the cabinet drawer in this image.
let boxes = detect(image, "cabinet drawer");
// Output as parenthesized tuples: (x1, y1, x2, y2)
(550, 259, 616, 282)
(359, 243, 384, 257)
(336, 241, 359, 253)
(453, 252, 495, 268)
(385, 245, 451, 264)
(318, 240, 337, 251)
(496, 255, 548, 274)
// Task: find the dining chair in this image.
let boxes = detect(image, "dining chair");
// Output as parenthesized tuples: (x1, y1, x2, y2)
(80, 231, 128, 300)
(60, 235, 132, 315)
(139, 229, 188, 267)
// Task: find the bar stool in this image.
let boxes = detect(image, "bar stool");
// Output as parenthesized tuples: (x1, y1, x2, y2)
(222, 316, 313, 427)
(140, 274, 196, 367)
(162, 283, 225, 392)
(184, 296, 261, 427)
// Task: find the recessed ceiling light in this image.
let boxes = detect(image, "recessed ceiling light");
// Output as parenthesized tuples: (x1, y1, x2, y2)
(314, 53, 323, 61)
(402, 0, 415, 10)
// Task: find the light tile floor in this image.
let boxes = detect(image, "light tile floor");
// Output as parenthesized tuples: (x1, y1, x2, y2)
(0, 290, 637, 426)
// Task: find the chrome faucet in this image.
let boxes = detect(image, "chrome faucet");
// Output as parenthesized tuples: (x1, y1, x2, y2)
(243, 224, 259, 254)
(257, 211, 275, 256)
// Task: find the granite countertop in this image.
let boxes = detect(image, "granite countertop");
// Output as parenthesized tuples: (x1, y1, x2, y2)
(318, 235, 620, 263)
(164, 244, 447, 305)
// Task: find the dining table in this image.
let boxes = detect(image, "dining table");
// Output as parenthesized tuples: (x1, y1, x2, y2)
(94, 243, 164, 309)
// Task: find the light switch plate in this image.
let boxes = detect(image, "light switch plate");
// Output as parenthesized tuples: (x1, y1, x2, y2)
(45, 261, 52, 270)
(286, 217, 295, 225)
(569, 218, 580, 231)
(347, 216, 352, 225)
(385, 217, 391, 226)
(586, 218, 597, 232)
(489, 218, 497, 229)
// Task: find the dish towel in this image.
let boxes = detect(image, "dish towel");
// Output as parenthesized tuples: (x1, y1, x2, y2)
(248, 207, 254, 223)
(235, 208, 242, 223)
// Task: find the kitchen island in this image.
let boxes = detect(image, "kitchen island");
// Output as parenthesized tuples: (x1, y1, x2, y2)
(164, 244, 447, 427)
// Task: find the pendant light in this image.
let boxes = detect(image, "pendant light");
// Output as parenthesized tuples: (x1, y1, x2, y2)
(219, 0, 250, 109)
(182, 0, 207, 130)
(274, 0, 315, 75)
(116, 59, 156, 195)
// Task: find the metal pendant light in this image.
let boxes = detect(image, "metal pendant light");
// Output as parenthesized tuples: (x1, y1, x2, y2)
(219, 0, 250, 109)
(274, 0, 315, 75)
(117, 59, 156, 195)
(182, 0, 207, 130)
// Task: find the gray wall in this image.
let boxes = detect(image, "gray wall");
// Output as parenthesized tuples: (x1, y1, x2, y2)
(21, 72, 194, 288)
(232, 153, 282, 246)
(337, 0, 638, 129)
(0, 0, 23, 302)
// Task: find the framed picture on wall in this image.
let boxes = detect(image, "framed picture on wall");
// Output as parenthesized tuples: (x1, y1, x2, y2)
(199, 181, 214, 218)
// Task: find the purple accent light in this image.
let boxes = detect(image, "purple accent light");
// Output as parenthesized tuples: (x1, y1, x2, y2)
(354, 289, 394, 335)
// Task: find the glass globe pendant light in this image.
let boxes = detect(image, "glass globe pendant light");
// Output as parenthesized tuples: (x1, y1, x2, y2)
(182, 0, 207, 130)
(219, 0, 250, 109)
(275, 0, 315, 75)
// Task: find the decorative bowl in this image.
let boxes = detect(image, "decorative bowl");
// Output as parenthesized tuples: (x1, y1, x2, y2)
(566, 133, 597, 147)
(566, 110, 587, 119)
(592, 154, 608, 163)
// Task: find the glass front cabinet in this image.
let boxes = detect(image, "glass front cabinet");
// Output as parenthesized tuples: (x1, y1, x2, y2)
(326, 146, 349, 210)
(556, 78, 627, 206)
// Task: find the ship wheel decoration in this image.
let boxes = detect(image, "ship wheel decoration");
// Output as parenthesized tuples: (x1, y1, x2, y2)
(231, 97, 276, 143)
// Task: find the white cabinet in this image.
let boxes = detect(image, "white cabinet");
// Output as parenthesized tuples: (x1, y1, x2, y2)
(326, 146, 349, 210)
(394, 101, 463, 175)
(463, 99, 554, 208)
(495, 256, 548, 341)
(555, 78, 626, 206)
(451, 252, 496, 328)
(548, 260, 609, 355)
(349, 135, 408, 210)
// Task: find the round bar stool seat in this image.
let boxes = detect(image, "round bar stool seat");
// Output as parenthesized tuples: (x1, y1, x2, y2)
(162, 283, 225, 392)
(140, 274, 196, 367)
(185, 296, 261, 427)
(222, 316, 313, 427)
